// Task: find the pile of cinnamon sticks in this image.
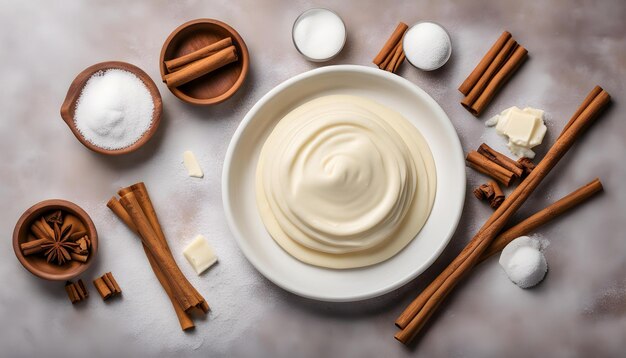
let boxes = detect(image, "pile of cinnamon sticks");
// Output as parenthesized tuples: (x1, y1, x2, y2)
(107, 182, 207, 331)
(394, 86, 610, 344)
(466, 143, 533, 187)
(163, 37, 238, 88)
(93, 272, 122, 300)
(459, 31, 528, 116)
(471, 145, 535, 209)
(373, 22, 408, 73)
(65, 280, 88, 304)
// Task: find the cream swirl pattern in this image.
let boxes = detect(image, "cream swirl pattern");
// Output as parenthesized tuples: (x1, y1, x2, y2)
(256, 95, 436, 268)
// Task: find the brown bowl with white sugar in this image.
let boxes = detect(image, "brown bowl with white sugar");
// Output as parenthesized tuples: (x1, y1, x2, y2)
(13, 199, 98, 281)
(60, 61, 163, 155)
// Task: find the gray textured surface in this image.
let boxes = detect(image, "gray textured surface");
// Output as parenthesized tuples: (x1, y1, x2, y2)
(1, 0, 625, 357)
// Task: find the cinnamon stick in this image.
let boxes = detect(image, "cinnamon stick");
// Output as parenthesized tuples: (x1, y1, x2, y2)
(76, 279, 89, 299)
(489, 180, 504, 209)
(560, 85, 604, 138)
(93, 273, 121, 299)
(473, 184, 492, 200)
(466, 45, 528, 116)
(102, 274, 115, 292)
(20, 238, 48, 255)
(38, 217, 54, 238)
(393, 51, 406, 73)
(31, 219, 53, 241)
(477, 143, 524, 178)
(480, 178, 603, 260)
(163, 46, 238, 88)
(373, 22, 409, 66)
(473, 181, 504, 209)
(119, 192, 195, 310)
(65, 281, 80, 304)
(164, 37, 233, 72)
(460, 37, 517, 110)
(124, 183, 208, 313)
(385, 41, 404, 73)
(117, 184, 209, 314)
(466, 150, 515, 186)
(517, 157, 536, 177)
(93, 277, 112, 300)
(107, 197, 195, 331)
(65, 280, 88, 303)
(106, 272, 122, 294)
(395, 87, 610, 344)
(70, 253, 88, 262)
(380, 41, 400, 71)
(459, 31, 512, 95)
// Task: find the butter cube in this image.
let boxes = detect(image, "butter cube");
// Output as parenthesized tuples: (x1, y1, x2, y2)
(183, 235, 217, 275)
(503, 110, 538, 146)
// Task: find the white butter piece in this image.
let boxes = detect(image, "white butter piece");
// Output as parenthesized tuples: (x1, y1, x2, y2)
(493, 106, 519, 130)
(492, 106, 547, 158)
(183, 150, 204, 178)
(183, 235, 217, 275)
(503, 110, 538, 146)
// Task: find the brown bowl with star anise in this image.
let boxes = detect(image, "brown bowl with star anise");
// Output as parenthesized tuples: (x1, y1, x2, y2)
(13, 199, 98, 281)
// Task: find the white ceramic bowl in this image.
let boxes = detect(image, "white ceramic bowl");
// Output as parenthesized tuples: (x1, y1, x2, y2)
(223, 65, 465, 302)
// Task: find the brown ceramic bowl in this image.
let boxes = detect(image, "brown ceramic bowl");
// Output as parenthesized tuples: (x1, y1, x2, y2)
(60, 61, 163, 155)
(159, 18, 249, 105)
(13, 200, 98, 281)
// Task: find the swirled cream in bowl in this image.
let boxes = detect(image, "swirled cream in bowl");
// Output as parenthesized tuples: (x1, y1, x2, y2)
(256, 95, 436, 269)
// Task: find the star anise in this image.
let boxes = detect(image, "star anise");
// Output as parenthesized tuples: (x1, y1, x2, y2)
(44, 210, 63, 226)
(41, 223, 78, 265)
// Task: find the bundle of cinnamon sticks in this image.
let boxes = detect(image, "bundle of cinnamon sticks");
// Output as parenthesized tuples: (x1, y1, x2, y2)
(93, 272, 122, 300)
(65, 280, 88, 304)
(459, 31, 528, 116)
(466, 143, 532, 186)
(163, 37, 238, 88)
(107, 182, 207, 331)
(394, 86, 610, 344)
(373, 22, 408, 73)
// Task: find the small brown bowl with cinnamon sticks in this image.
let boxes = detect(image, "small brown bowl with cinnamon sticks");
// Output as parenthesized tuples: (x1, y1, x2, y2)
(159, 18, 249, 105)
(12, 200, 98, 281)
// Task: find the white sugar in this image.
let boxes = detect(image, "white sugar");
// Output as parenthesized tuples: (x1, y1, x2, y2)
(499, 236, 548, 288)
(403, 22, 451, 71)
(292, 8, 346, 61)
(74, 69, 154, 150)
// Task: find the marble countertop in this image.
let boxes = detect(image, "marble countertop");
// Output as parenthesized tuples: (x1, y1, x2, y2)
(1, 0, 625, 357)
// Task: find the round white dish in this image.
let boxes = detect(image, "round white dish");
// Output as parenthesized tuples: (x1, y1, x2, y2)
(222, 65, 465, 302)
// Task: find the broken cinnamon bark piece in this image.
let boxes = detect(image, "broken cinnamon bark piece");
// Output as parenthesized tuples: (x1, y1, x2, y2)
(518, 157, 536, 177)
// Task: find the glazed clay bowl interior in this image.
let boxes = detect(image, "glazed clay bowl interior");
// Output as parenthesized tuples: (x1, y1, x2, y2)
(60, 61, 163, 155)
(159, 18, 249, 105)
(13, 199, 98, 281)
